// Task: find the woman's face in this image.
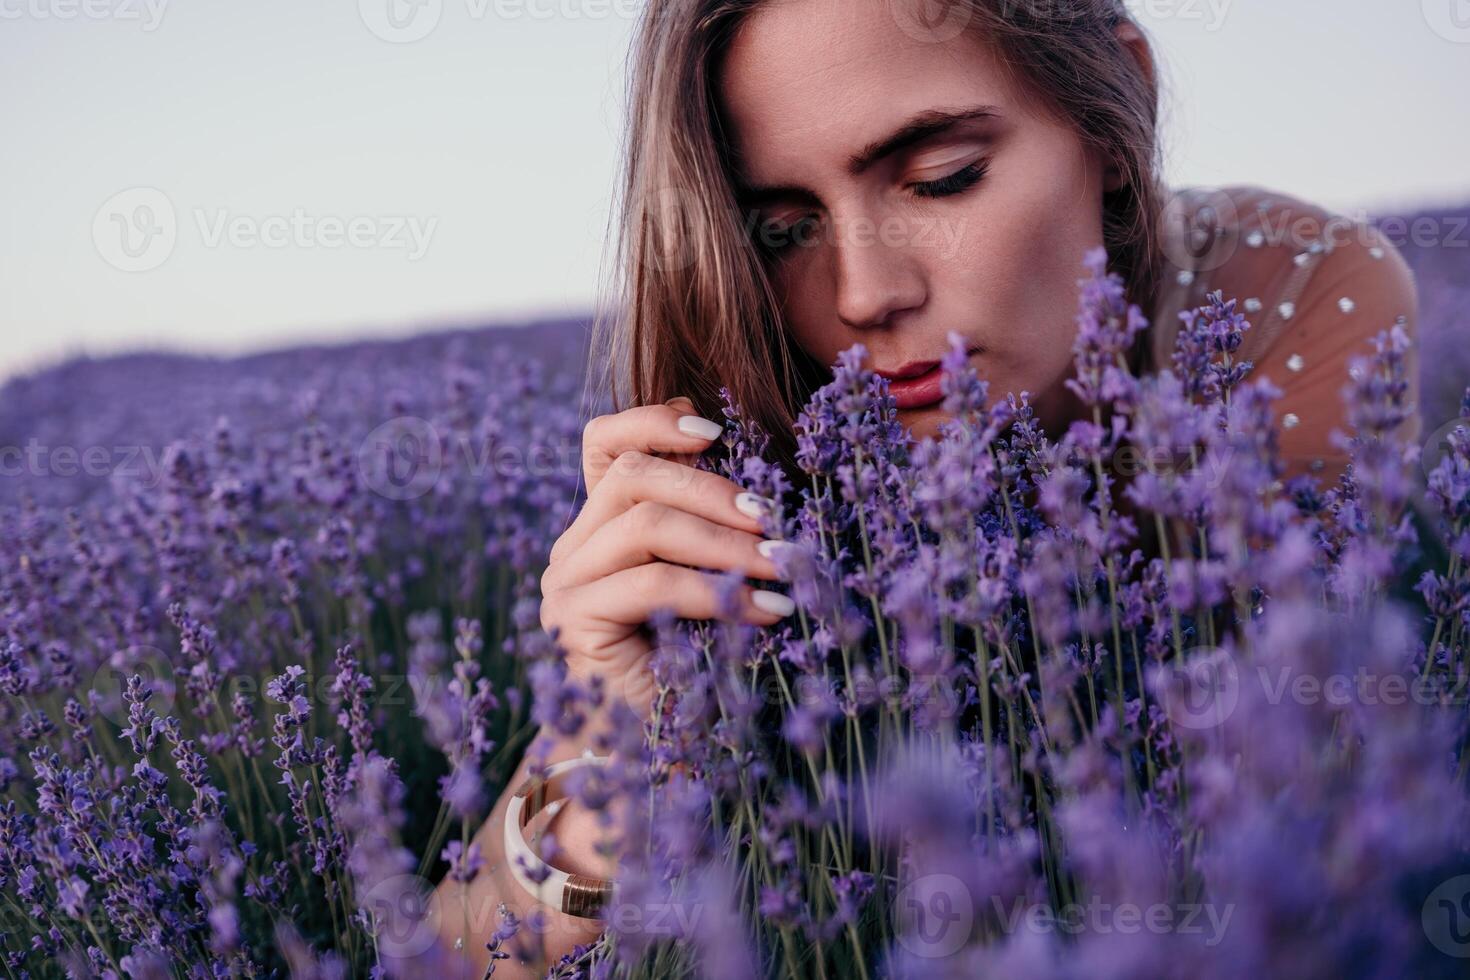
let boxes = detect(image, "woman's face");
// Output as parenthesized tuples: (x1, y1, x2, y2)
(716, 0, 1115, 439)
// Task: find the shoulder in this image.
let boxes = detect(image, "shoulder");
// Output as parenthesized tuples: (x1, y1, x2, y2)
(1208, 184, 1417, 344)
(1166, 183, 1422, 481)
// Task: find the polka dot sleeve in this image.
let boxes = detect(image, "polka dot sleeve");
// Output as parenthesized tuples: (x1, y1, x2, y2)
(1236, 210, 1422, 484)
(1149, 184, 1423, 486)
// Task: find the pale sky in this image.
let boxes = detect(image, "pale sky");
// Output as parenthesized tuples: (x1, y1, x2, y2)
(2, 0, 1467, 381)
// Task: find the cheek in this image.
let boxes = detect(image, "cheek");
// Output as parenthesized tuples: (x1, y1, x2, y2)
(938, 146, 1104, 373)
(771, 261, 842, 365)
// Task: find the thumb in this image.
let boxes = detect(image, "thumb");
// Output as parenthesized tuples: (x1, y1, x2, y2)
(663, 395, 714, 468)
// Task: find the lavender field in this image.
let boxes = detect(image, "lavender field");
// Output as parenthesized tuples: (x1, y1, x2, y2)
(0, 205, 1468, 978)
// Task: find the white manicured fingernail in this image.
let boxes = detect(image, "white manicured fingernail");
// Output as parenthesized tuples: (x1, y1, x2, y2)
(752, 590, 795, 617)
(735, 492, 772, 520)
(757, 539, 791, 561)
(677, 415, 724, 441)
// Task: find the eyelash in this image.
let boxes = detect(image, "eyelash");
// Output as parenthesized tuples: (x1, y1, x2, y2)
(910, 158, 990, 199)
(757, 159, 989, 258)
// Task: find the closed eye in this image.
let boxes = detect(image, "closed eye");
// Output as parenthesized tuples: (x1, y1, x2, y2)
(910, 158, 990, 199)
(753, 213, 821, 259)
(752, 158, 991, 260)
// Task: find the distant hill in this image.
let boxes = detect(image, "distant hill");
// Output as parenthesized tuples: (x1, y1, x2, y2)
(0, 316, 600, 508)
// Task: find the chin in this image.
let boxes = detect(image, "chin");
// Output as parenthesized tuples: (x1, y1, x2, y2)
(897, 404, 951, 441)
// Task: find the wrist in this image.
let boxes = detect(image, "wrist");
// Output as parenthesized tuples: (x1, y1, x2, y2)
(542, 791, 619, 880)
(504, 749, 618, 919)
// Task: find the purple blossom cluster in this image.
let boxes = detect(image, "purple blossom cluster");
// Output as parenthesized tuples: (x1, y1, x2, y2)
(0, 249, 1467, 979)
(534, 247, 1470, 979)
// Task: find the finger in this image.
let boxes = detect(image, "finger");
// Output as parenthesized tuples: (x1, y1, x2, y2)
(551, 452, 774, 564)
(659, 397, 706, 469)
(554, 563, 795, 638)
(581, 401, 724, 497)
(544, 500, 785, 592)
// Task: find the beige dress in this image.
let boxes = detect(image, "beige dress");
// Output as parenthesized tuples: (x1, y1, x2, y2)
(1146, 184, 1423, 485)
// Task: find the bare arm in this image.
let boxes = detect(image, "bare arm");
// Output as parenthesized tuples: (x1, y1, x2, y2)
(430, 722, 625, 979)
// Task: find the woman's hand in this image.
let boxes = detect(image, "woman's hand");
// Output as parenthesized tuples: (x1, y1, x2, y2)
(538, 395, 795, 724)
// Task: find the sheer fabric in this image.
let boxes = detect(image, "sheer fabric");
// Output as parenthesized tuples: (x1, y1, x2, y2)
(1147, 184, 1422, 485)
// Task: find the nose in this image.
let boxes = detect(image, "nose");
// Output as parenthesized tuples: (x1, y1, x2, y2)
(831, 217, 927, 331)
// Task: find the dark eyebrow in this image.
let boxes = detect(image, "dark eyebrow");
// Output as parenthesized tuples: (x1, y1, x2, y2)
(847, 105, 1002, 176)
(735, 104, 1003, 206)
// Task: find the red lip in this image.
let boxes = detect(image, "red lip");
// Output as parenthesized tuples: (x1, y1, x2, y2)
(870, 348, 981, 410)
(873, 360, 940, 381)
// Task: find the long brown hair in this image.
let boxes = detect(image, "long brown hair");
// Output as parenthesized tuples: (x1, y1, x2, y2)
(586, 0, 1167, 478)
